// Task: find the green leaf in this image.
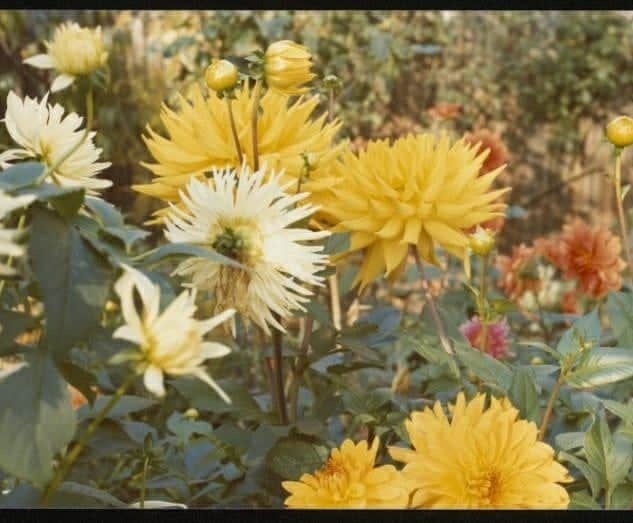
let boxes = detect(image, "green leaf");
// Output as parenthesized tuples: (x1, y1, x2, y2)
(78, 394, 156, 420)
(454, 341, 513, 391)
(602, 399, 633, 425)
(56, 360, 97, 405)
(412, 337, 460, 379)
(0, 162, 44, 190)
(49, 188, 85, 219)
(135, 242, 244, 270)
(28, 206, 113, 358)
(303, 299, 332, 327)
(265, 435, 329, 480)
(0, 350, 76, 485)
(556, 309, 601, 357)
(555, 431, 586, 450)
(322, 232, 351, 255)
(606, 292, 633, 347)
(56, 481, 127, 508)
(0, 309, 35, 353)
(559, 451, 602, 498)
(568, 490, 601, 509)
(85, 195, 150, 251)
(584, 413, 632, 500)
(508, 366, 541, 423)
(565, 348, 633, 388)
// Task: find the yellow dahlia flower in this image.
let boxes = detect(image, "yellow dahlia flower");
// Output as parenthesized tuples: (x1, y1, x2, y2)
(164, 165, 329, 335)
(263, 40, 316, 96)
(282, 438, 409, 508)
(136, 83, 344, 223)
(24, 22, 108, 92)
(113, 265, 235, 401)
(323, 133, 509, 290)
(389, 392, 572, 509)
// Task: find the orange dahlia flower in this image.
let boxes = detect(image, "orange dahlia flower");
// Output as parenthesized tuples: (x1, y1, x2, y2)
(496, 244, 541, 300)
(538, 218, 625, 299)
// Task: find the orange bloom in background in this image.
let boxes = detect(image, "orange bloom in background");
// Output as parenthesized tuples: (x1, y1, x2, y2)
(427, 102, 462, 120)
(539, 218, 625, 299)
(464, 129, 509, 175)
(496, 243, 541, 300)
(465, 129, 509, 233)
(561, 289, 581, 315)
(68, 385, 88, 410)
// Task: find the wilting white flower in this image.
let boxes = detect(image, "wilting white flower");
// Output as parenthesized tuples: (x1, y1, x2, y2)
(0, 91, 111, 194)
(23, 22, 108, 93)
(112, 265, 234, 401)
(0, 190, 36, 275)
(164, 164, 329, 334)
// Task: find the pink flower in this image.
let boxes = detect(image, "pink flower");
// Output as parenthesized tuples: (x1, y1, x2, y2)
(459, 316, 511, 359)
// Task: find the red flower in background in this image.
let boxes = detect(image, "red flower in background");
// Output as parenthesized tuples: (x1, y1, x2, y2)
(460, 315, 511, 359)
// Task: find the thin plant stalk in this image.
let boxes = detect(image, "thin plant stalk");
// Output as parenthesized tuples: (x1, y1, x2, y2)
(250, 80, 262, 171)
(538, 372, 564, 441)
(476, 253, 489, 352)
(613, 150, 633, 284)
(225, 97, 243, 166)
(42, 372, 137, 506)
(411, 246, 453, 355)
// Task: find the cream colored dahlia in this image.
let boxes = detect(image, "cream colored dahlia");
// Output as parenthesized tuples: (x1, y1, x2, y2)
(113, 265, 234, 401)
(0, 91, 111, 194)
(164, 164, 329, 334)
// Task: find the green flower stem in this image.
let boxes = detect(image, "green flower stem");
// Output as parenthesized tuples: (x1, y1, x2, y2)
(287, 309, 316, 423)
(614, 150, 633, 283)
(477, 253, 489, 352)
(538, 371, 565, 442)
(225, 97, 243, 166)
(250, 80, 262, 171)
(140, 455, 150, 509)
(0, 213, 26, 300)
(411, 246, 453, 355)
(41, 372, 137, 506)
(38, 85, 94, 185)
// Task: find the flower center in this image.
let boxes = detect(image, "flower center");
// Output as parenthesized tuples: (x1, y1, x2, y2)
(315, 457, 349, 501)
(210, 220, 263, 267)
(467, 469, 502, 506)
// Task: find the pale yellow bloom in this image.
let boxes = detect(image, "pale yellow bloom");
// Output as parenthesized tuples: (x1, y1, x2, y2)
(113, 265, 234, 401)
(389, 392, 572, 509)
(606, 115, 633, 148)
(263, 40, 316, 96)
(282, 438, 409, 508)
(136, 82, 343, 224)
(24, 22, 108, 92)
(164, 165, 329, 335)
(323, 133, 508, 290)
(0, 91, 111, 195)
(205, 59, 239, 92)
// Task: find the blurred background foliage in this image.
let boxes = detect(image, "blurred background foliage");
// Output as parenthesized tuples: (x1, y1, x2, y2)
(2, 10, 633, 247)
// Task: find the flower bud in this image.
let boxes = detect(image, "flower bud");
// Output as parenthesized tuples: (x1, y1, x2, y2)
(205, 59, 239, 93)
(184, 408, 199, 419)
(469, 226, 495, 256)
(48, 22, 107, 76)
(323, 74, 342, 93)
(606, 115, 633, 148)
(264, 40, 315, 95)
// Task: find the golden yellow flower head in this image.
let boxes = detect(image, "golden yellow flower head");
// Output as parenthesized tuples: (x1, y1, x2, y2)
(606, 115, 633, 148)
(282, 438, 409, 508)
(136, 82, 344, 224)
(264, 40, 316, 95)
(324, 133, 509, 290)
(389, 392, 572, 509)
(205, 59, 239, 93)
(469, 226, 496, 256)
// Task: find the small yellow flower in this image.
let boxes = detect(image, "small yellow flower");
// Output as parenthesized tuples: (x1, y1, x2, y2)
(205, 59, 239, 93)
(389, 392, 572, 509)
(606, 115, 633, 148)
(469, 226, 496, 256)
(323, 133, 509, 290)
(24, 22, 108, 92)
(264, 40, 316, 95)
(282, 438, 409, 508)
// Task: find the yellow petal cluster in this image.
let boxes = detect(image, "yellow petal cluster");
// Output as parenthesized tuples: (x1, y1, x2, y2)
(47, 22, 107, 76)
(282, 438, 409, 508)
(389, 392, 572, 509)
(322, 133, 509, 290)
(135, 83, 344, 223)
(264, 40, 316, 95)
